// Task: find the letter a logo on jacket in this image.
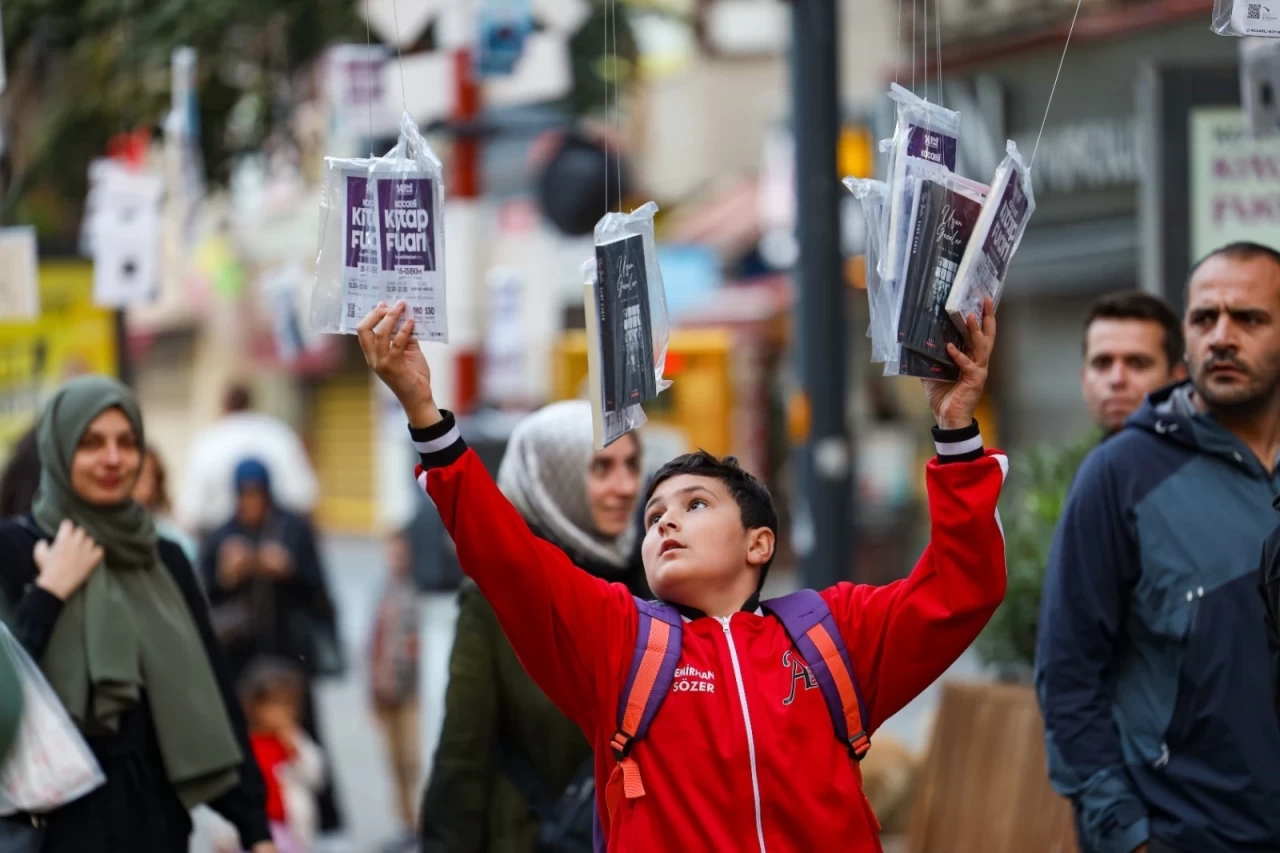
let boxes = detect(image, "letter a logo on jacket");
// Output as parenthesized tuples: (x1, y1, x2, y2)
(782, 649, 818, 706)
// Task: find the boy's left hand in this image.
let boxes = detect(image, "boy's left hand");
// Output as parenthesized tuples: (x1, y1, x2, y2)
(922, 297, 996, 430)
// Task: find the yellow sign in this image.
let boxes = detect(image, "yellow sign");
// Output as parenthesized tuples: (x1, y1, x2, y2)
(839, 125, 874, 180)
(0, 261, 120, 447)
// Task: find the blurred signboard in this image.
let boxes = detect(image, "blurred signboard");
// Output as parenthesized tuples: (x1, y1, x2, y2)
(0, 262, 119, 448)
(1189, 105, 1280, 262)
(1140, 64, 1263, 318)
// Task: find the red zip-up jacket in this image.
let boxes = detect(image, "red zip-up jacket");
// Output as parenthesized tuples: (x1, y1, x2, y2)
(413, 412, 1007, 852)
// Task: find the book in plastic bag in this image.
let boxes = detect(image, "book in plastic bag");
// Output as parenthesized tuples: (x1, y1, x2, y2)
(311, 112, 448, 342)
(0, 623, 105, 815)
(895, 171, 988, 380)
(946, 141, 1036, 343)
(881, 84, 961, 285)
(1214, 0, 1280, 36)
(582, 202, 672, 448)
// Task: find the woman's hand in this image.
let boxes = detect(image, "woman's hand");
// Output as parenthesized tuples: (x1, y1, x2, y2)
(217, 536, 255, 589)
(921, 297, 997, 430)
(356, 302, 441, 429)
(257, 541, 293, 579)
(33, 521, 104, 600)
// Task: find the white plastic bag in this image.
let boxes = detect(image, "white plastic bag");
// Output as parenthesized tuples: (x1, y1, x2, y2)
(947, 140, 1036, 342)
(0, 623, 105, 815)
(843, 178, 895, 366)
(1214, 0, 1280, 36)
(311, 112, 448, 341)
(881, 84, 962, 285)
(583, 202, 672, 448)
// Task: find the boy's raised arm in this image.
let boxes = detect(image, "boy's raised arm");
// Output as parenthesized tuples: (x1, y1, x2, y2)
(823, 300, 1008, 731)
(356, 303, 637, 733)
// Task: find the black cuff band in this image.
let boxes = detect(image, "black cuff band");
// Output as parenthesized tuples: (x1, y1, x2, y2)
(932, 419, 983, 463)
(409, 410, 467, 469)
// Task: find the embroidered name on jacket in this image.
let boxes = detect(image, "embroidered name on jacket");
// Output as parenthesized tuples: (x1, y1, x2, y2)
(782, 649, 818, 706)
(673, 666, 715, 693)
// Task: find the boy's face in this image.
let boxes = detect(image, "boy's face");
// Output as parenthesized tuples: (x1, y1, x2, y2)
(250, 691, 300, 735)
(641, 474, 774, 605)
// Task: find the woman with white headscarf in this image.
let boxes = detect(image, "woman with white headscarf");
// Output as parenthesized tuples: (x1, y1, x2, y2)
(421, 401, 648, 853)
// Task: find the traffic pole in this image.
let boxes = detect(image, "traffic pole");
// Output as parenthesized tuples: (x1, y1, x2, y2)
(790, 0, 853, 589)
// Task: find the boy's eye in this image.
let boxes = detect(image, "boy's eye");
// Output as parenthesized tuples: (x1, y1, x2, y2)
(687, 498, 707, 511)
(647, 512, 663, 527)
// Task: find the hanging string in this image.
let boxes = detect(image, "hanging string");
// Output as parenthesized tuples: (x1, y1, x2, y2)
(365, 0, 375, 157)
(1030, 0, 1083, 171)
(390, 0, 409, 112)
(612, 0, 621, 212)
(935, 0, 943, 109)
(911, 0, 917, 93)
(603, 0, 611, 214)
(923, 0, 929, 103)
(894, 0, 904, 86)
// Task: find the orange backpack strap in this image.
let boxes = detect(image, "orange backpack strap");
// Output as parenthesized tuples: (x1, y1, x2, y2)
(763, 589, 871, 759)
(603, 599, 683, 831)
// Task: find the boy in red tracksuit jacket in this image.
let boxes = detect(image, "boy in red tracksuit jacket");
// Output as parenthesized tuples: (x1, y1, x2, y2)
(356, 300, 1007, 852)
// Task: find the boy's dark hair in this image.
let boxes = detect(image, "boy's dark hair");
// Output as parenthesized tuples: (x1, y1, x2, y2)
(1083, 290, 1184, 371)
(0, 428, 40, 517)
(237, 656, 305, 709)
(224, 383, 254, 414)
(644, 451, 779, 591)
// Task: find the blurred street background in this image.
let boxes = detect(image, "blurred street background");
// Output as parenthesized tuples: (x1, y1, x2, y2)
(0, 0, 1273, 849)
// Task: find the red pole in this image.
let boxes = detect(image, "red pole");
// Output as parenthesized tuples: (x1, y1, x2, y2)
(451, 47, 481, 414)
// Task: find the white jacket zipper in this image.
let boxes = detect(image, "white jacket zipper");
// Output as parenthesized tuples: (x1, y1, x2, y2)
(719, 615, 767, 853)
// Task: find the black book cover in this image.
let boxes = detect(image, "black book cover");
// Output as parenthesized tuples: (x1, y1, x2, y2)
(595, 234, 658, 413)
(897, 178, 982, 372)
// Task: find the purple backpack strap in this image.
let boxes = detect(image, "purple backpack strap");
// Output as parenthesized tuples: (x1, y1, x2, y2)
(617, 598, 684, 742)
(593, 598, 683, 852)
(763, 588, 872, 759)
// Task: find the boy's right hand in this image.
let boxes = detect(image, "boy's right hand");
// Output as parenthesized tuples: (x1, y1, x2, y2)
(356, 302, 441, 429)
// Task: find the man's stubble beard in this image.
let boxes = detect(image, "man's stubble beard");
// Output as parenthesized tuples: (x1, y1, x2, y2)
(1193, 355, 1280, 421)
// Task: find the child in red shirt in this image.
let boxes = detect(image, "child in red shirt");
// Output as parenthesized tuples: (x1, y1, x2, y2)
(357, 300, 1006, 852)
(240, 658, 326, 853)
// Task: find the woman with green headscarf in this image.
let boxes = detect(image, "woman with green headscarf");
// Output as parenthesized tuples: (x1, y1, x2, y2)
(0, 375, 275, 852)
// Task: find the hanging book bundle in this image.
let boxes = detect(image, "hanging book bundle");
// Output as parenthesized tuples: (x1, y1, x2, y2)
(582, 202, 673, 449)
(311, 113, 449, 343)
(946, 141, 1036, 344)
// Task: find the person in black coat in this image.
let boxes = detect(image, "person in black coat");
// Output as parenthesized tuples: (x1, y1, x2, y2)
(0, 375, 273, 852)
(201, 458, 346, 834)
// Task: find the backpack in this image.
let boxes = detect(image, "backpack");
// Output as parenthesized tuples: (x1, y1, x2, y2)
(498, 743, 596, 853)
(599, 589, 871, 842)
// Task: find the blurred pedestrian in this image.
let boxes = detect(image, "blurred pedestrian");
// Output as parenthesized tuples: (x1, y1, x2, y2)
(0, 427, 40, 516)
(240, 657, 326, 853)
(178, 383, 319, 537)
(1081, 290, 1187, 436)
(200, 458, 346, 839)
(420, 400, 648, 853)
(134, 446, 200, 566)
(1038, 243, 1280, 853)
(0, 375, 274, 852)
(368, 529, 420, 852)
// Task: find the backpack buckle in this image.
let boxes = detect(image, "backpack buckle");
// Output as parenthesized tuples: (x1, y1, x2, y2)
(610, 730, 635, 761)
(847, 730, 871, 761)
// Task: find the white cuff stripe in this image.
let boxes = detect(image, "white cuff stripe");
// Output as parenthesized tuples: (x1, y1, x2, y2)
(935, 433, 984, 457)
(413, 425, 462, 455)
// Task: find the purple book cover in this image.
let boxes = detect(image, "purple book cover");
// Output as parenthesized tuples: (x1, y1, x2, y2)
(376, 177, 437, 272)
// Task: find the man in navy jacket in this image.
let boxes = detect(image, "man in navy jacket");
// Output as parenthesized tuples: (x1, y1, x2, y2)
(1037, 242, 1280, 853)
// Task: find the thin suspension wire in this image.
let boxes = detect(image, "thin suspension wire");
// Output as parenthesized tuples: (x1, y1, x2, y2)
(924, 0, 929, 103)
(1030, 0, 1083, 171)
(911, 0, 916, 93)
(936, 0, 943, 108)
(365, 0, 374, 156)
(612, 0, 621, 212)
(894, 0, 904, 86)
(603, 0, 611, 214)
(390, 0, 408, 111)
